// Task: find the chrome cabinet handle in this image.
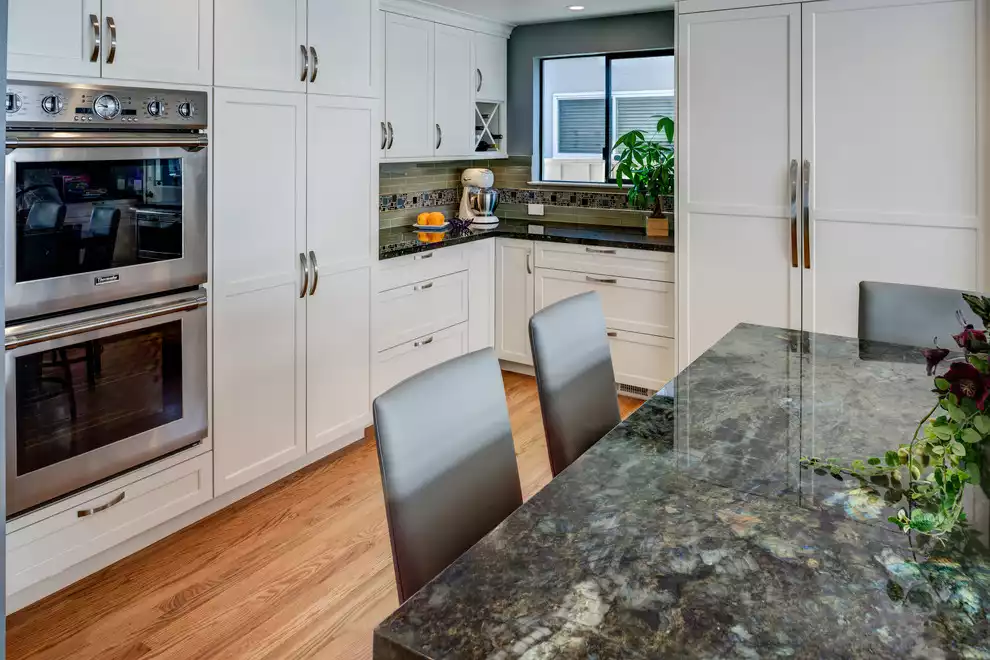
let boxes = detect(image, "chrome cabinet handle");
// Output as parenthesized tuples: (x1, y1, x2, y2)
(77, 491, 125, 518)
(789, 159, 799, 269)
(414, 281, 434, 292)
(89, 14, 101, 62)
(380, 122, 388, 150)
(477, 68, 483, 93)
(586, 247, 616, 255)
(415, 252, 433, 261)
(802, 160, 811, 270)
(587, 276, 618, 284)
(300, 45, 309, 82)
(299, 253, 309, 298)
(607, 331, 618, 338)
(526, 250, 532, 275)
(414, 336, 435, 348)
(309, 46, 319, 83)
(387, 122, 394, 150)
(308, 251, 319, 296)
(105, 16, 117, 64)
(436, 124, 443, 150)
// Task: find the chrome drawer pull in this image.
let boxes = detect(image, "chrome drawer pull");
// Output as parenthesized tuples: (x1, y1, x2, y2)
(607, 331, 618, 338)
(414, 336, 434, 348)
(587, 276, 618, 284)
(415, 252, 433, 260)
(77, 491, 125, 518)
(586, 247, 617, 255)
(414, 282, 434, 292)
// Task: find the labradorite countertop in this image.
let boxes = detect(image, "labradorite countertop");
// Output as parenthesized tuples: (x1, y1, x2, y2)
(374, 324, 990, 659)
(379, 219, 674, 260)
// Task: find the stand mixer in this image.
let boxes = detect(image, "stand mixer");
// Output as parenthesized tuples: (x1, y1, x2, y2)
(459, 168, 500, 228)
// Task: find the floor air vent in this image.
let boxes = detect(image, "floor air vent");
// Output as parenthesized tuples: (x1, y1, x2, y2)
(617, 383, 656, 400)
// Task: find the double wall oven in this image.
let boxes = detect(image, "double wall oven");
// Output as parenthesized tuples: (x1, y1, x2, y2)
(5, 82, 209, 517)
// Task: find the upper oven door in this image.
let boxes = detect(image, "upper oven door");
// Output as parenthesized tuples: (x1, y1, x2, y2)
(5, 132, 208, 322)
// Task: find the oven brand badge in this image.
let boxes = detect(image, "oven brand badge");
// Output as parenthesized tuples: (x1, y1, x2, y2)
(94, 274, 121, 286)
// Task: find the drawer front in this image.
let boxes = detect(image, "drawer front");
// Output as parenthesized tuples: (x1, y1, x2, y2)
(7, 453, 213, 595)
(608, 330, 675, 392)
(376, 247, 467, 293)
(374, 323, 469, 396)
(375, 271, 469, 351)
(535, 243, 673, 282)
(536, 269, 675, 338)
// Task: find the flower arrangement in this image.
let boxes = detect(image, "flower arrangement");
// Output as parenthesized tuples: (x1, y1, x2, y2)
(802, 294, 990, 540)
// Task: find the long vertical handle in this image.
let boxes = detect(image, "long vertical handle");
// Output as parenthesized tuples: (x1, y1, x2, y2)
(309, 46, 319, 83)
(308, 251, 320, 297)
(526, 250, 532, 275)
(789, 159, 799, 269)
(802, 160, 811, 270)
(476, 69, 483, 93)
(105, 16, 117, 64)
(436, 124, 443, 150)
(299, 253, 309, 298)
(387, 122, 394, 150)
(380, 122, 388, 150)
(89, 14, 101, 62)
(300, 45, 309, 82)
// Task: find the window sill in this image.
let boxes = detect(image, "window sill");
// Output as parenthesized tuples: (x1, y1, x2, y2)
(527, 180, 630, 190)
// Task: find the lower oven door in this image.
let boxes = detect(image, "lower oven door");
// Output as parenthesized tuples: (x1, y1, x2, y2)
(5, 289, 208, 517)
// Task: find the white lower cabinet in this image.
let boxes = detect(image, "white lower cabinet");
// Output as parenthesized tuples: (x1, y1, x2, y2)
(374, 323, 470, 395)
(375, 271, 469, 351)
(495, 239, 535, 365)
(608, 330, 676, 392)
(7, 453, 213, 595)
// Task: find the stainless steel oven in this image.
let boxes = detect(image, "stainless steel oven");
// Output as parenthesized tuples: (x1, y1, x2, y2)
(5, 81, 208, 322)
(5, 289, 208, 517)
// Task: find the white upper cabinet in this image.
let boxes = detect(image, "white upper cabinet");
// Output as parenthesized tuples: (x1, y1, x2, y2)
(215, 0, 308, 93)
(8, 0, 102, 78)
(473, 32, 507, 103)
(383, 13, 435, 159)
(308, 0, 381, 98)
(434, 24, 475, 158)
(100, 0, 213, 85)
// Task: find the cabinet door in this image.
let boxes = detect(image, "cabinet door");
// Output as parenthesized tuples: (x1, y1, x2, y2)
(213, 89, 308, 496)
(677, 5, 802, 366)
(801, 0, 979, 338)
(100, 0, 213, 85)
(308, 0, 381, 98)
(434, 24, 475, 158)
(495, 239, 535, 365)
(473, 32, 507, 103)
(215, 0, 308, 92)
(307, 267, 372, 453)
(8, 0, 102, 78)
(384, 13, 434, 159)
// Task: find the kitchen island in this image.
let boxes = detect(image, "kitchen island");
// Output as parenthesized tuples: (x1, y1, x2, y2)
(374, 324, 990, 659)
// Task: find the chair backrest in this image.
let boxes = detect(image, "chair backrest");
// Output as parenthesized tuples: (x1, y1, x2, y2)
(88, 206, 121, 239)
(859, 281, 972, 347)
(81, 207, 122, 270)
(25, 201, 66, 232)
(529, 292, 621, 476)
(373, 349, 523, 603)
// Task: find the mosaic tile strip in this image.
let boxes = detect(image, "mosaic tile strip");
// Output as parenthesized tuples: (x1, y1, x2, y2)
(379, 188, 459, 212)
(379, 187, 673, 214)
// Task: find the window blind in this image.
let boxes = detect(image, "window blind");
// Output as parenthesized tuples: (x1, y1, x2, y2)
(615, 95, 675, 145)
(557, 98, 606, 154)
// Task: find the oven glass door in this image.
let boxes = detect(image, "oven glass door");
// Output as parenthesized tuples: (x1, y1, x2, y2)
(5, 294, 208, 517)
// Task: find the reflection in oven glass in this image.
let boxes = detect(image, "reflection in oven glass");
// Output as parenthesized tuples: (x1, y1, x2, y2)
(15, 158, 183, 283)
(15, 321, 184, 477)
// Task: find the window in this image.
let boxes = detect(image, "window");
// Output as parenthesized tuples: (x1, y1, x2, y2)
(540, 51, 675, 184)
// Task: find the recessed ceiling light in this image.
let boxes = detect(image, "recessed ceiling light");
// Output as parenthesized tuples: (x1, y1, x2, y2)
(568, 5, 586, 10)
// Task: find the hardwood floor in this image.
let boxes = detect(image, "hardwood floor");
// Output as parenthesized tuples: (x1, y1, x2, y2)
(6, 372, 641, 660)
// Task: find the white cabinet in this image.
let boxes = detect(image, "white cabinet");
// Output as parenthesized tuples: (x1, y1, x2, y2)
(473, 32, 507, 103)
(215, 0, 308, 93)
(383, 13, 435, 159)
(8, 0, 212, 84)
(374, 323, 470, 396)
(466, 239, 496, 352)
(434, 24, 475, 158)
(375, 271, 469, 351)
(213, 89, 308, 496)
(8, 0, 102, 78)
(608, 331, 675, 392)
(495, 239, 535, 365)
(308, 0, 381, 98)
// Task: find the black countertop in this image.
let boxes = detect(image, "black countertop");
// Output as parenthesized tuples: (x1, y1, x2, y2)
(379, 219, 674, 260)
(374, 324, 990, 659)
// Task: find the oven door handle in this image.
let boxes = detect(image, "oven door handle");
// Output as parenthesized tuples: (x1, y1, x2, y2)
(5, 133, 209, 152)
(5, 293, 207, 350)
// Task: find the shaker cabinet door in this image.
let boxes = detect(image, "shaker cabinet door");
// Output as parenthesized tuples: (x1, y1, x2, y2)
(215, 0, 308, 92)
(473, 32, 507, 103)
(434, 23, 475, 158)
(383, 13, 435, 159)
(495, 239, 535, 366)
(7, 0, 102, 78)
(307, 0, 381, 98)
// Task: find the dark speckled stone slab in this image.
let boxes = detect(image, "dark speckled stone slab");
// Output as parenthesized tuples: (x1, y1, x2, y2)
(374, 324, 990, 659)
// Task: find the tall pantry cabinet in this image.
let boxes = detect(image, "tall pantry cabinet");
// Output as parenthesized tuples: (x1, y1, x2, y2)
(677, 0, 984, 365)
(213, 0, 380, 495)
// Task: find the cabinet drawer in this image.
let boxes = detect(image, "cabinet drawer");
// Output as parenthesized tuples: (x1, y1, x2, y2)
(535, 243, 674, 282)
(7, 453, 213, 595)
(536, 269, 675, 338)
(375, 271, 469, 351)
(374, 323, 469, 395)
(608, 330, 675, 392)
(376, 247, 467, 293)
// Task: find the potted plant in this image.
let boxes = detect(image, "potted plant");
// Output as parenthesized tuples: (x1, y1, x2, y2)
(613, 115, 675, 237)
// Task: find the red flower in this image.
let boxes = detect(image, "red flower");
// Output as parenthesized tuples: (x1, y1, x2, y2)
(923, 347, 950, 376)
(943, 362, 990, 410)
(953, 325, 988, 352)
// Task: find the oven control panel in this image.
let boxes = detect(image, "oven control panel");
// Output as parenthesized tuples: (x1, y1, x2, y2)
(5, 81, 208, 129)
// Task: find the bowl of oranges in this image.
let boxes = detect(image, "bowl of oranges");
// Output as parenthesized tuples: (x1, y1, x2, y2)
(412, 212, 449, 232)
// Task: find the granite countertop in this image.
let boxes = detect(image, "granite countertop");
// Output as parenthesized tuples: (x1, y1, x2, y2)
(379, 219, 674, 260)
(374, 324, 990, 659)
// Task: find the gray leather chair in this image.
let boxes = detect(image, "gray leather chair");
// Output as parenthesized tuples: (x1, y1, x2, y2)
(529, 292, 621, 476)
(859, 281, 972, 347)
(373, 349, 523, 603)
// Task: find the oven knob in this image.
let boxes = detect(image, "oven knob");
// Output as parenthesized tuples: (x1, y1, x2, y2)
(176, 102, 193, 118)
(5, 93, 21, 114)
(41, 95, 64, 115)
(147, 100, 165, 117)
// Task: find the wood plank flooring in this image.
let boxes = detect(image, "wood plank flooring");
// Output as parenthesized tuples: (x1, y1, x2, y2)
(6, 372, 641, 660)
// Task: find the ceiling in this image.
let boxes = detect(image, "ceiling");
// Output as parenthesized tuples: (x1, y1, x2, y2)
(420, 0, 674, 26)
